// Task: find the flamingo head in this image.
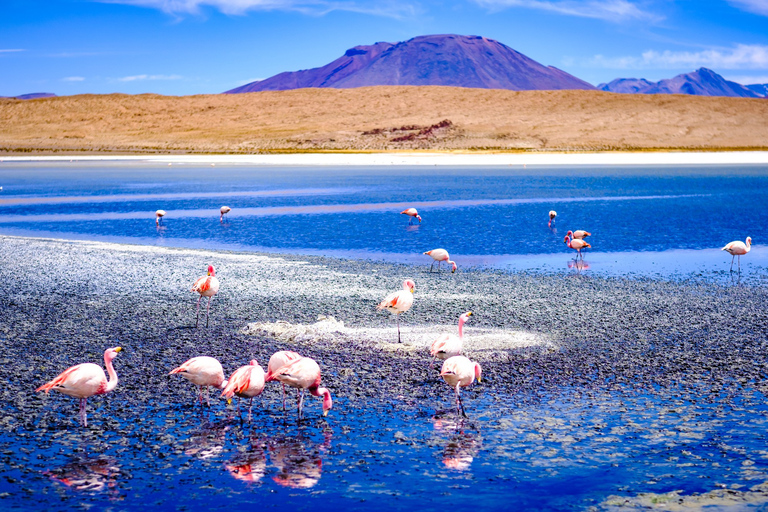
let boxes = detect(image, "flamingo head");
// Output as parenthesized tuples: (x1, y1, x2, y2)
(104, 346, 123, 361)
(549, 210, 557, 219)
(416, 214, 422, 223)
(249, 359, 259, 367)
(321, 388, 333, 416)
(747, 236, 752, 245)
(451, 261, 457, 273)
(207, 265, 216, 276)
(460, 311, 473, 323)
(403, 279, 416, 293)
(474, 363, 482, 384)
(566, 230, 574, 238)
(563, 235, 571, 244)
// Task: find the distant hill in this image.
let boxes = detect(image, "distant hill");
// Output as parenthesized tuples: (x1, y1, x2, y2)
(599, 68, 760, 98)
(0, 92, 57, 100)
(226, 34, 595, 93)
(746, 83, 768, 97)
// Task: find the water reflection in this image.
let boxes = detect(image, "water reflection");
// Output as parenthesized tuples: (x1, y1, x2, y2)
(268, 432, 332, 489)
(433, 417, 481, 472)
(44, 455, 121, 494)
(567, 258, 590, 273)
(226, 438, 268, 484)
(184, 419, 230, 460)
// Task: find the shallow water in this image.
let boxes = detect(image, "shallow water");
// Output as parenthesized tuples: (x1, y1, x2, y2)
(1, 162, 766, 278)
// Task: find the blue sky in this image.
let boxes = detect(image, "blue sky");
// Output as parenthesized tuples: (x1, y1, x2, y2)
(2, 0, 768, 96)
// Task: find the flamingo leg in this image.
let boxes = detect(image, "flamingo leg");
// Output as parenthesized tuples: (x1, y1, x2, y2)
(455, 384, 467, 418)
(205, 386, 211, 407)
(79, 398, 87, 427)
(297, 389, 305, 419)
(738, 255, 741, 273)
(730, 255, 735, 272)
(281, 383, 286, 411)
(195, 295, 202, 328)
(205, 296, 213, 327)
(198, 385, 204, 405)
(430, 261, 435, 272)
(248, 397, 253, 423)
(397, 314, 402, 343)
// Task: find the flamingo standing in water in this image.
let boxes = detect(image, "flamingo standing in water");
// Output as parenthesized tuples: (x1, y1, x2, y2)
(155, 210, 166, 226)
(265, 350, 303, 410)
(430, 312, 473, 366)
(401, 208, 422, 224)
(377, 279, 415, 343)
(424, 249, 457, 273)
(440, 355, 482, 418)
(220, 206, 231, 222)
(266, 357, 332, 418)
(548, 210, 557, 228)
(564, 235, 591, 260)
(36, 347, 123, 427)
(722, 236, 752, 272)
(566, 229, 591, 240)
(222, 360, 265, 420)
(169, 356, 227, 406)
(192, 265, 220, 328)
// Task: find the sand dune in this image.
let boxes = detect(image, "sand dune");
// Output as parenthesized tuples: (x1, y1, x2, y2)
(1, 87, 767, 154)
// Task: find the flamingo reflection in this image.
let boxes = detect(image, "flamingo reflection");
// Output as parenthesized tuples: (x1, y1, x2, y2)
(183, 419, 231, 460)
(268, 433, 332, 489)
(433, 417, 481, 471)
(226, 438, 268, 483)
(44, 455, 120, 494)
(567, 258, 590, 274)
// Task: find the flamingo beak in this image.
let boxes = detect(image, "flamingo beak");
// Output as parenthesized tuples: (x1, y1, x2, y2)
(114, 347, 123, 353)
(323, 409, 329, 417)
(477, 375, 482, 383)
(227, 398, 232, 405)
(467, 312, 473, 317)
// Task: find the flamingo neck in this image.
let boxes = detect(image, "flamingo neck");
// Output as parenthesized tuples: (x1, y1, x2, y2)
(104, 355, 119, 393)
(311, 386, 333, 413)
(746, 239, 752, 250)
(458, 317, 466, 338)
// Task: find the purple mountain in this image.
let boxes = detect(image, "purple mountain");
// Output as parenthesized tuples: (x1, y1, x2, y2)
(225, 34, 595, 93)
(0, 92, 57, 100)
(746, 83, 768, 97)
(599, 68, 760, 98)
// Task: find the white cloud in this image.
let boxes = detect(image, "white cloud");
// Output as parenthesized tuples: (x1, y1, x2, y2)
(0, 49, 25, 53)
(236, 77, 264, 85)
(728, 0, 768, 16)
(589, 44, 768, 69)
(100, 0, 419, 18)
(62, 76, 86, 82)
(471, 0, 661, 23)
(116, 74, 184, 81)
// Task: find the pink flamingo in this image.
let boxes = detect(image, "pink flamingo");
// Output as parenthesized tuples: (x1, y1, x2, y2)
(564, 235, 591, 260)
(722, 236, 752, 272)
(440, 355, 482, 418)
(36, 347, 123, 427)
(566, 229, 591, 240)
(548, 210, 557, 228)
(222, 360, 265, 420)
(400, 208, 422, 224)
(220, 206, 231, 222)
(266, 357, 332, 418)
(430, 311, 473, 365)
(265, 351, 303, 410)
(424, 249, 457, 273)
(192, 265, 220, 327)
(155, 209, 166, 226)
(169, 356, 227, 406)
(377, 279, 415, 343)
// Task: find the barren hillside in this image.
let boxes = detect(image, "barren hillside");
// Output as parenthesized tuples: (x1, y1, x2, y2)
(1, 87, 767, 154)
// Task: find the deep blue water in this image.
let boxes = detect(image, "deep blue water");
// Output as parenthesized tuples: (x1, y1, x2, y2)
(1, 162, 766, 276)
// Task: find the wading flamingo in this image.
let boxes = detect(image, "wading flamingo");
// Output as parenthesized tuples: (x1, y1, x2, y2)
(566, 230, 591, 240)
(377, 279, 415, 343)
(548, 210, 557, 228)
(564, 235, 591, 260)
(424, 249, 457, 273)
(169, 356, 227, 406)
(266, 357, 332, 418)
(430, 311, 473, 366)
(220, 206, 231, 222)
(401, 208, 422, 224)
(192, 265, 220, 328)
(222, 360, 265, 420)
(155, 210, 166, 226)
(36, 347, 122, 427)
(722, 236, 752, 272)
(265, 351, 303, 410)
(440, 355, 482, 418)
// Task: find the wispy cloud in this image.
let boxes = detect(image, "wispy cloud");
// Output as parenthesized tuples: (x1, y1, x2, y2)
(116, 74, 184, 81)
(726, 74, 768, 85)
(100, 0, 419, 18)
(589, 44, 768, 69)
(62, 76, 86, 82)
(728, 0, 768, 16)
(0, 49, 25, 53)
(471, 0, 661, 23)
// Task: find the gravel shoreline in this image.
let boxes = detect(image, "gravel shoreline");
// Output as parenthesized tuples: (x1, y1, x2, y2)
(2, 234, 767, 416)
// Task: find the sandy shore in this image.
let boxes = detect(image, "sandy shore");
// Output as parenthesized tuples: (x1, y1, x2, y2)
(4, 150, 768, 166)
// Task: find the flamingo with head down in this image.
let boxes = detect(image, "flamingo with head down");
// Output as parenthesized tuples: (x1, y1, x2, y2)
(265, 350, 303, 410)
(430, 312, 473, 366)
(220, 206, 231, 222)
(36, 347, 123, 427)
(155, 210, 166, 226)
(222, 360, 265, 420)
(169, 356, 227, 406)
(424, 249, 457, 273)
(377, 279, 415, 343)
(401, 208, 422, 224)
(548, 210, 557, 228)
(265, 357, 332, 418)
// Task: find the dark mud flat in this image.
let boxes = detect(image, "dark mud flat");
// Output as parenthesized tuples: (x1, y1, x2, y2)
(1, 236, 768, 511)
